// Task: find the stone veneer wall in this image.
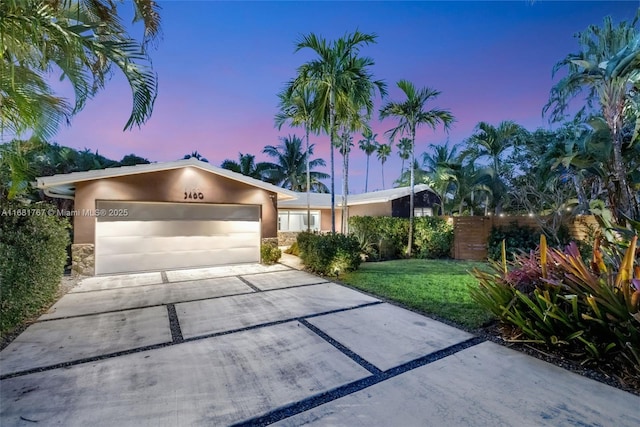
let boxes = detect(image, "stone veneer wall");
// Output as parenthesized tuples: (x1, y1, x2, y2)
(261, 237, 279, 246)
(277, 231, 299, 247)
(71, 243, 95, 276)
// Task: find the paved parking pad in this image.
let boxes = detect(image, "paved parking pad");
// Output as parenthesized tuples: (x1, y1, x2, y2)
(71, 272, 163, 293)
(242, 270, 328, 290)
(307, 303, 474, 371)
(273, 341, 640, 427)
(0, 322, 371, 427)
(176, 283, 379, 339)
(41, 277, 254, 320)
(0, 306, 171, 376)
(165, 263, 289, 282)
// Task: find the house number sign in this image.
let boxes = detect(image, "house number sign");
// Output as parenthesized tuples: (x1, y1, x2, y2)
(184, 188, 204, 200)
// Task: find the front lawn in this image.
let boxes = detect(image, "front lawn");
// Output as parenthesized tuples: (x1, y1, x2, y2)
(340, 259, 493, 329)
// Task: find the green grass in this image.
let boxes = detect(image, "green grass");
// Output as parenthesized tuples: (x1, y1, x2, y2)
(340, 259, 494, 329)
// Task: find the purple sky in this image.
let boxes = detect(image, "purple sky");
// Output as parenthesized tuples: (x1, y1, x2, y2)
(53, 1, 639, 194)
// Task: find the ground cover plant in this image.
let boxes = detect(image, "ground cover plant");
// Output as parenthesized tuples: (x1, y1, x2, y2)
(339, 259, 493, 329)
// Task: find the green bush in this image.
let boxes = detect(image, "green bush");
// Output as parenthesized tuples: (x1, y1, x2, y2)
(470, 235, 640, 382)
(349, 216, 453, 260)
(0, 201, 70, 336)
(260, 243, 281, 265)
(487, 222, 540, 261)
(284, 241, 299, 256)
(413, 216, 454, 259)
(296, 232, 361, 275)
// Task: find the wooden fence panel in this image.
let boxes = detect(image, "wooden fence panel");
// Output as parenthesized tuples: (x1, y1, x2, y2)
(452, 215, 597, 260)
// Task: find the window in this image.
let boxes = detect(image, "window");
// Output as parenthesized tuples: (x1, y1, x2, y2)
(414, 207, 433, 217)
(278, 210, 320, 231)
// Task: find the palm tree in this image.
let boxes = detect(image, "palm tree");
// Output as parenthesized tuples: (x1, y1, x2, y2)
(358, 128, 379, 192)
(262, 135, 329, 192)
(421, 142, 462, 215)
(0, 0, 160, 141)
(396, 137, 412, 177)
(543, 14, 640, 221)
(291, 31, 386, 232)
(379, 79, 454, 256)
(183, 151, 209, 162)
(462, 121, 523, 214)
(338, 129, 355, 232)
(376, 143, 392, 190)
(220, 153, 271, 181)
(275, 85, 316, 231)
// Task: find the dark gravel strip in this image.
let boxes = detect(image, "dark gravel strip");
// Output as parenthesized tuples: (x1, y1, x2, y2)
(1, 301, 383, 380)
(160, 271, 169, 283)
(231, 336, 486, 427)
(299, 319, 382, 375)
(237, 276, 262, 292)
(166, 304, 183, 343)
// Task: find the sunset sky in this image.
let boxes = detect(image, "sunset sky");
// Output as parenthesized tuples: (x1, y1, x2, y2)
(53, 1, 639, 194)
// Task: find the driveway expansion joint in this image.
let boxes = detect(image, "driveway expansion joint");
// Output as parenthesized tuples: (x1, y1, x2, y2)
(231, 336, 486, 427)
(166, 304, 184, 343)
(299, 319, 382, 375)
(237, 276, 262, 292)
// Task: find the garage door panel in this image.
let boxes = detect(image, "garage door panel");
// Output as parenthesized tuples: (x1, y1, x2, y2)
(95, 202, 261, 275)
(97, 233, 260, 256)
(96, 220, 259, 238)
(97, 248, 259, 275)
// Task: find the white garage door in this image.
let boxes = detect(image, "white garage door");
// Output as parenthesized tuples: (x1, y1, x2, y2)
(95, 201, 260, 275)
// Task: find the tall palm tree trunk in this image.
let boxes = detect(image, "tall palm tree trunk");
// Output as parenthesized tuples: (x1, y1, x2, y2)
(365, 155, 370, 193)
(329, 90, 336, 233)
(407, 131, 415, 257)
(305, 127, 311, 232)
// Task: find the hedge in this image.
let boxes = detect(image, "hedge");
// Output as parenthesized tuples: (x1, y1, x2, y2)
(0, 201, 70, 336)
(296, 232, 361, 275)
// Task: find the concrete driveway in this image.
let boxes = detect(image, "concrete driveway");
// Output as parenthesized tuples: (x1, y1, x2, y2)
(1, 262, 638, 426)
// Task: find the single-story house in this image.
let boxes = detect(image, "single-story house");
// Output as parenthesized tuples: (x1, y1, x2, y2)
(277, 184, 441, 244)
(37, 158, 296, 276)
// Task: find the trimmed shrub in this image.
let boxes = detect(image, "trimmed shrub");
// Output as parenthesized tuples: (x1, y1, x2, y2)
(0, 201, 70, 336)
(260, 243, 281, 265)
(296, 232, 361, 275)
(349, 216, 453, 260)
(413, 216, 454, 259)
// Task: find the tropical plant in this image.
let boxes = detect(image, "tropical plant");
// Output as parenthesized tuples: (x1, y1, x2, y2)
(220, 153, 271, 181)
(462, 121, 524, 215)
(358, 128, 379, 192)
(296, 232, 361, 276)
(470, 235, 640, 384)
(290, 31, 386, 232)
(376, 143, 391, 190)
(0, 0, 161, 141)
(275, 85, 317, 231)
(379, 79, 454, 256)
(183, 151, 208, 162)
(262, 135, 329, 192)
(395, 137, 412, 177)
(543, 13, 640, 221)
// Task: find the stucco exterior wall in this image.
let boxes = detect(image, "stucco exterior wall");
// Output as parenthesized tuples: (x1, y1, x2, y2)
(74, 166, 278, 244)
(348, 202, 392, 218)
(320, 208, 342, 232)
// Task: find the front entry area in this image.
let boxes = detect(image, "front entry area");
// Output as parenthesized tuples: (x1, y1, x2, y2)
(94, 201, 260, 275)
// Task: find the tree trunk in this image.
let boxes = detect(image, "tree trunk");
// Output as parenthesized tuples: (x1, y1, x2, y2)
(342, 132, 350, 234)
(329, 89, 336, 233)
(365, 154, 370, 193)
(407, 130, 415, 257)
(305, 126, 311, 232)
